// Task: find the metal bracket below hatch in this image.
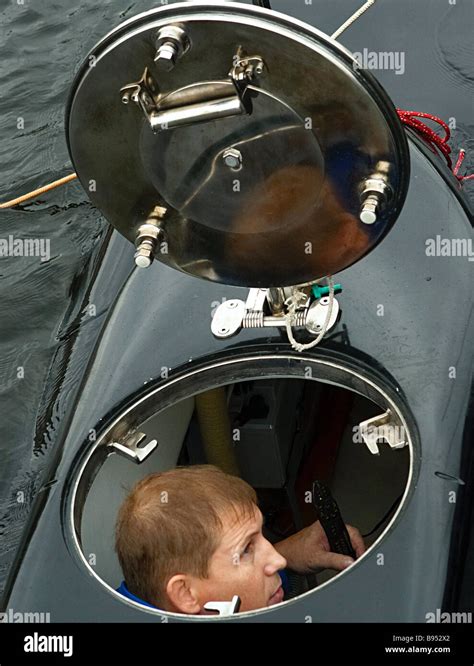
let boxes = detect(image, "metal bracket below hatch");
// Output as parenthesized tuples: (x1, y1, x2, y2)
(109, 432, 159, 464)
(358, 410, 407, 455)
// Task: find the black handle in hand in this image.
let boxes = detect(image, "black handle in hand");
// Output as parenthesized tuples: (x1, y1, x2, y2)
(312, 480, 356, 559)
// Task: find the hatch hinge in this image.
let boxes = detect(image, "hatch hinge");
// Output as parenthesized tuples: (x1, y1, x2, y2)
(211, 282, 341, 351)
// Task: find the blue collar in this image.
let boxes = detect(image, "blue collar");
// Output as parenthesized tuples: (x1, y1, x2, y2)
(117, 581, 159, 609)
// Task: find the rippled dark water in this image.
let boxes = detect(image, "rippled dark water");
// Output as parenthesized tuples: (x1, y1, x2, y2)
(0, 0, 472, 596)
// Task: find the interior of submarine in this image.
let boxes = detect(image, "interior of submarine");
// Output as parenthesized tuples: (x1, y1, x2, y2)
(79, 377, 410, 608)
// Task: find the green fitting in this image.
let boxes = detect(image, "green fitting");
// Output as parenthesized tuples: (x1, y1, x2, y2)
(312, 283, 343, 299)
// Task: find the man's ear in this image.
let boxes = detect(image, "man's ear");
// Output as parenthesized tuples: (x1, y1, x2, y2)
(165, 575, 202, 614)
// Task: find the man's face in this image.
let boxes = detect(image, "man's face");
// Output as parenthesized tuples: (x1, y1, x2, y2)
(193, 506, 287, 613)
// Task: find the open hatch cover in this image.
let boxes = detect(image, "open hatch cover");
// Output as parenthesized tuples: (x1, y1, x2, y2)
(66, 1, 410, 287)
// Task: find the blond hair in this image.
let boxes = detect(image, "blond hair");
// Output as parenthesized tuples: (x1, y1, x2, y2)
(115, 465, 257, 607)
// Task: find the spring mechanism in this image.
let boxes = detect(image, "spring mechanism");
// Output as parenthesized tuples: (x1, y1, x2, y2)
(243, 311, 265, 328)
(242, 311, 308, 328)
(290, 312, 308, 327)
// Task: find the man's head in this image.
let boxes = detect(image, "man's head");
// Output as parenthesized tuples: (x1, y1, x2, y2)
(115, 465, 287, 614)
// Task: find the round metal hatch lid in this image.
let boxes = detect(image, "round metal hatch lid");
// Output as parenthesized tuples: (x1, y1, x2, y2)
(66, 1, 409, 287)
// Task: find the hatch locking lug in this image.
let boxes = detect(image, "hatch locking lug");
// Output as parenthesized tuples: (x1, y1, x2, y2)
(203, 595, 241, 616)
(109, 432, 159, 464)
(134, 206, 167, 268)
(154, 25, 191, 72)
(358, 409, 407, 455)
(359, 161, 392, 225)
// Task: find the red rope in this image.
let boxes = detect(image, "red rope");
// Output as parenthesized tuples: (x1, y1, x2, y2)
(397, 109, 474, 182)
(452, 149, 474, 180)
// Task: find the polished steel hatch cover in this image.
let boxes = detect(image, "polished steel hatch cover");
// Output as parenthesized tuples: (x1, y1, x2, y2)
(66, 1, 410, 287)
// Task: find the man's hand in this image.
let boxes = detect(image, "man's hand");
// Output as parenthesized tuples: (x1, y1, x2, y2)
(274, 520, 366, 574)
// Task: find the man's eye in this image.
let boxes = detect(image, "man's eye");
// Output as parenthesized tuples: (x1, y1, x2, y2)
(243, 541, 254, 555)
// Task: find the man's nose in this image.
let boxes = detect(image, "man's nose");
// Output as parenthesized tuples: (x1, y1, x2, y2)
(264, 542, 287, 575)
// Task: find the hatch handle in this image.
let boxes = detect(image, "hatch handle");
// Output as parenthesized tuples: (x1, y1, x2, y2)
(120, 49, 266, 133)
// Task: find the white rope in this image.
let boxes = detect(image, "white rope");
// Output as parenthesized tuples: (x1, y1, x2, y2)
(285, 276, 335, 352)
(331, 0, 377, 40)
